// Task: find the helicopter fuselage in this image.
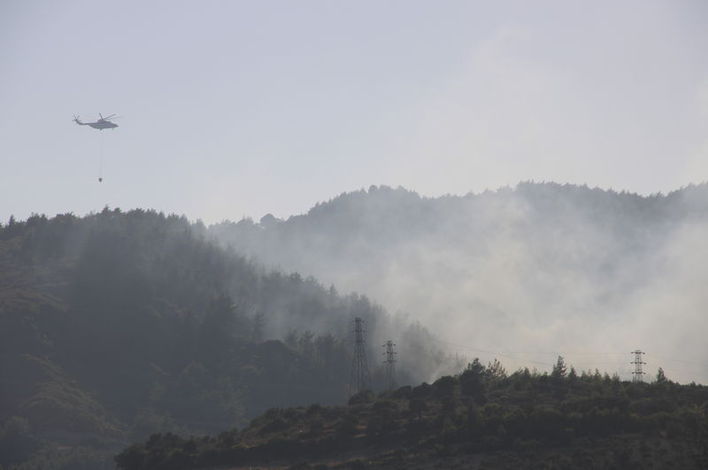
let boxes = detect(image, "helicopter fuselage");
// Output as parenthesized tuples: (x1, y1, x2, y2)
(87, 120, 118, 130)
(74, 116, 118, 130)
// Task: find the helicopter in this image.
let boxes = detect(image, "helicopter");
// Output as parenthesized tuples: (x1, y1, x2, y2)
(73, 113, 119, 130)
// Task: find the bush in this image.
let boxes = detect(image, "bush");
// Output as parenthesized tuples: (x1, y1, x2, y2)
(348, 390, 374, 406)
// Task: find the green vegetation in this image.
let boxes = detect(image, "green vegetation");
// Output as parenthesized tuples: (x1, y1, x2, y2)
(211, 183, 708, 386)
(0, 209, 445, 469)
(5, 183, 708, 469)
(116, 358, 708, 469)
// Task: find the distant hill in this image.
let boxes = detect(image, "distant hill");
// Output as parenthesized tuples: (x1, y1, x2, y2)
(116, 358, 708, 470)
(0, 209, 448, 469)
(211, 183, 708, 383)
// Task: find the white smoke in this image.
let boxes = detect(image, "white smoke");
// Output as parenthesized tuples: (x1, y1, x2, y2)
(211, 183, 708, 384)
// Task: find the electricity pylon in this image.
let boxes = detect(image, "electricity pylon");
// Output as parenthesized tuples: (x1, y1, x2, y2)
(631, 350, 646, 382)
(349, 317, 370, 394)
(383, 340, 397, 390)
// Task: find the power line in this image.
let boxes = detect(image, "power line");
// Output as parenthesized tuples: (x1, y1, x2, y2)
(424, 332, 707, 381)
(425, 334, 629, 358)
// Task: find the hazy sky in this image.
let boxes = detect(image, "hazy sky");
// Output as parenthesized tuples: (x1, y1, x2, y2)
(2, 0, 707, 223)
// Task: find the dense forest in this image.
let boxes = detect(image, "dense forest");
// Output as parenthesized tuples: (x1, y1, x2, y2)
(210, 182, 708, 382)
(0, 209, 449, 469)
(116, 357, 708, 469)
(3, 184, 708, 469)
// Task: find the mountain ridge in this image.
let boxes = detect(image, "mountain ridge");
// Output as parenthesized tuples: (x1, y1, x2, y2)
(210, 182, 708, 384)
(0, 209, 448, 469)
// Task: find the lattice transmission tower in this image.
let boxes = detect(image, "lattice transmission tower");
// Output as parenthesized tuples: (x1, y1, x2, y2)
(383, 340, 397, 390)
(631, 349, 646, 382)
(349, 317, 370, 394)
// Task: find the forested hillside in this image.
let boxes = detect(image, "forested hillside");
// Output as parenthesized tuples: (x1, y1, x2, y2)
(116, 358, 708, 469)
(0, 209, 447, 469)
(4, 184, 708, 469)
(211, 182, 708, 382)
